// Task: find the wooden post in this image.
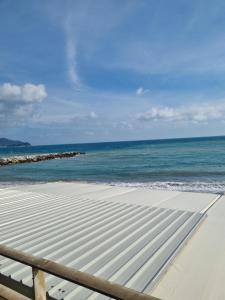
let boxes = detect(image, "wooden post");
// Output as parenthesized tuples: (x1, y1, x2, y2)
(32, 268, 46, 300)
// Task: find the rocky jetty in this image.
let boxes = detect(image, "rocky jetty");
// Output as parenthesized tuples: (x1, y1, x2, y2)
(0, 151, 85, 166)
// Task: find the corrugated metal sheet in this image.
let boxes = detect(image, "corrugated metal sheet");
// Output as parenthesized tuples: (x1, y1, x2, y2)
(0, 187, 206, 299)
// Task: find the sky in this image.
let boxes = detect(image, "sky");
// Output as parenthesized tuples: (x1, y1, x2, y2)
(1, 0, 225, 145)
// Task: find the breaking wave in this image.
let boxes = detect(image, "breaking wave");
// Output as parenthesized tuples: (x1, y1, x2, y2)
(110, 181, 225, 194)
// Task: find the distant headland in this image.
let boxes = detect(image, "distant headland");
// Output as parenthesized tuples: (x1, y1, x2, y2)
(0, 138, 31, 147)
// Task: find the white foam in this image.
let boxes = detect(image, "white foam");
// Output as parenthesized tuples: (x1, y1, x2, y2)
(108, 181, 225, 194)
(1, 180, 225, 194)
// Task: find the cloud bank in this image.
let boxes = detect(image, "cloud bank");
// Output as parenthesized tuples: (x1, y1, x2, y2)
(137, 103, 225, 123)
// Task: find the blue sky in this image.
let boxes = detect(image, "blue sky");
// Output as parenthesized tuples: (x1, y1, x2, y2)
(1, 0, 225, 145)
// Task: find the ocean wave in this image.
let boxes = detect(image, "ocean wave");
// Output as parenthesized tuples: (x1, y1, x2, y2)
(1, 179, 225, 194)
(109, 181, 225, 193)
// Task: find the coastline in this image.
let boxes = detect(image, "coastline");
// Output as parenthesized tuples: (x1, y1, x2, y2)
(0, 136, 225, 194)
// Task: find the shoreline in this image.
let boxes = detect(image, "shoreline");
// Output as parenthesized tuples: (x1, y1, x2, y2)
(0, 179, 224, 194)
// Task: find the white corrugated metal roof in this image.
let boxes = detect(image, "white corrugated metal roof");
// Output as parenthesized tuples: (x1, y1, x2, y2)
(0, 184, 217, 299)
(152, 195, 225, 300)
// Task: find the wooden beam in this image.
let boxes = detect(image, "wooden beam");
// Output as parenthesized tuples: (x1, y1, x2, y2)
(0, 284, 30, 300)
(0, 244, 160, 300)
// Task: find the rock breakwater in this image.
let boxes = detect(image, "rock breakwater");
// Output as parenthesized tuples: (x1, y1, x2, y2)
(0, 151, 85, 166)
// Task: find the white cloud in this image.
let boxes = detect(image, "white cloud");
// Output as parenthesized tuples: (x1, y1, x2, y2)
(136, 87, 144, 95)
(112, 120, 133, 130)
(136, 87, 149, 96)
(59, 1, 136, 89)
(137, 103, 225, 123)
(72, 111, 98, 123)
(0, 83, 47, 103)
(64, 14, 81, 89)
(0, 82, 47, 127)
(65, 32, 80, 87)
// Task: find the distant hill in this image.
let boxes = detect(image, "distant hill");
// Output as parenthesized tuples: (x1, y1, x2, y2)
(0, 138, 31, 147)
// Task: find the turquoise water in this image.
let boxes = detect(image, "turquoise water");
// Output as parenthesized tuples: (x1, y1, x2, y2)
(0, 136, 225, 193)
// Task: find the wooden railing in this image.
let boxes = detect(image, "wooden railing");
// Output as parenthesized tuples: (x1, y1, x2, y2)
(0, 244, 160, 300)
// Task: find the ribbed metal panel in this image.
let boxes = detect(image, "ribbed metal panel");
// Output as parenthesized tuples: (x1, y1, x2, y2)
(0, 188, 204, 299)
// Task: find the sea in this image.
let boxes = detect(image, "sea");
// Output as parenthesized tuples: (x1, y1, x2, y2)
(0, 135, 225, 193)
